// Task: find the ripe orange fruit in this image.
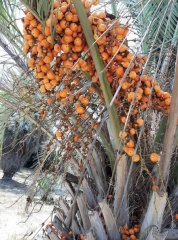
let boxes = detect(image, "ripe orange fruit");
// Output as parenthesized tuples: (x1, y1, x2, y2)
(81, 97, 89, 106)
(129, 71, 136, 79)
(164, 97, 171, 106)
(74, 37, 82, 46)
(70, 22, 78, 32)
(45, 83, 53, 90)
(60, 5, 67, 14)
(124, 147, 135, 157)
(55, 23, 63, 33)
(133, 227, 140, 233)
(130, 235, 137, 240)
(27, 58, 35, 68)
(56, 11, 64, 20)
(122, 234, 128, 240)
(101, 52, 109, 61)
(152, 185, 159, 191)
(31, 28, 40, 38)
(76, 106, 85, 114)
(56, 131, 63, 138)
(89, 86, 95, 93)
(98, 24, 107, 32)
(126, 139, 135, 148)
(136, 92, 142, 101)
(136, 118, 143, 127)
(150, 153, 159, 162)
(30, 18, 38, 27)
(47, 98, 53, 104)
(44, 55, 53, 64)
(60, 19, 68, 29)
(144, 87, 151, 95)
(127, 92, 134, 102)
(39, 85, 46, 93)
(60, 89, 68, 98)
(65, 11, 73, 22)
(26, 12, 34, 20)
(54, 44, 61, 53)
(133, 154, 140, 162)
(41, 64, 50, 73)
(154, 85, 161, 93)
(63, 35, 73, 43)
(119, 131, 127, 139)
(64, 27, 73, 36)
(116, 66, 124, 77)
(61, 44, 70, 53)
(47, 70, 55, 80)
(130, 128, 136, 135)
(120, 116, 126, 123)
(141, 75, 148, 82)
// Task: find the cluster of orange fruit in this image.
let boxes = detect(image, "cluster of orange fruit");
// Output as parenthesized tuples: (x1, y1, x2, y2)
(46, 222, 140, 240)
(22, 0, 171, 161)
(46, 222, 85, 240)
(120, 224, 140, 240)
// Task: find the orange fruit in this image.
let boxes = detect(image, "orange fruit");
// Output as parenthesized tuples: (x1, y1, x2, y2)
(124, 147, 135, 157)
(152, 185, 159, 191)
(56, 131, 63, 138)
(116, 66, 124, 77)
(126, 139, 135, 148)
(61, 44, 70, 53)
(74, 37, 82, 46)
(26, 12, 34, 20)
(76, 106, 85, 114)
(144, 87, 151, 95)
(127, 92, 134, 102)
(136, 118, 143, 127)
(150, 153, 159, 162)
(47, 70, 55, 80)
(54, 44, 61, 53)
(129, 71, 136, 79)
(164, 97, 171, 106)
(31, 28, 40, 38)
(40, 85, 46, 93)
(130, 128, 136, 135)
(47, 98, 53, 104)
(133, 154, 140, 162)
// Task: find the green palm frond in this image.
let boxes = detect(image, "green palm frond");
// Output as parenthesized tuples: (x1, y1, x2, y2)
(20, 0, 54, 24)
(122, 0, 178, 52)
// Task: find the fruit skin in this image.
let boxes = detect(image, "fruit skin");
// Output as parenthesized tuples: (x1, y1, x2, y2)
(150, 153, 160, 162)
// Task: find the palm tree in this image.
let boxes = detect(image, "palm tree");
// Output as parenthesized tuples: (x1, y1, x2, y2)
(0, 0, 178, 240)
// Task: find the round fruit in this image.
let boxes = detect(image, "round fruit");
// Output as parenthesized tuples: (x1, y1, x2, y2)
(56, 131, 63, 138)
(150, 153, 160, 162)
(133, 154, 140, 162)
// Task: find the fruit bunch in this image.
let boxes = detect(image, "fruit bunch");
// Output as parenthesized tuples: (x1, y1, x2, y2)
(120, 224, 140, 240)
(22, 0, 171, 161)
(46, 222, 85, 240)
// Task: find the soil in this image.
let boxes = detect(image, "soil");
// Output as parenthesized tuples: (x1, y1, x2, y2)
(0, 169, 65, 240)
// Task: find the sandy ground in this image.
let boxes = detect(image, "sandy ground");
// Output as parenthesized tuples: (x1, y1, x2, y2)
(0, 169, 65, 240)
